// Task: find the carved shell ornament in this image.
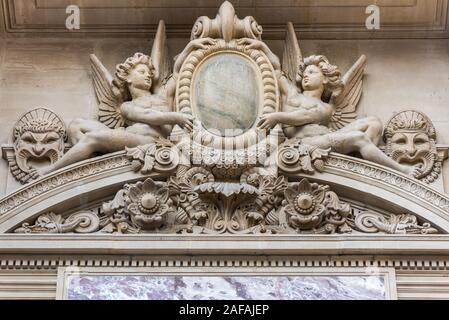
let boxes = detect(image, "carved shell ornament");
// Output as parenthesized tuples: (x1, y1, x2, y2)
(190, 1, 263, 42)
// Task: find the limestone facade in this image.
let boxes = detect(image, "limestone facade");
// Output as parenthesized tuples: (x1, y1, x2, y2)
(1, 1, 449, 300)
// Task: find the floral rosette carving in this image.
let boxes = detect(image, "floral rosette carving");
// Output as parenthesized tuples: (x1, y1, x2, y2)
(126, 179, 171, 229)
(284, 179, 351, 233)
(12, 175, 440, 235)
(103, 178, 173, 231)
(284, 179, 326, 230)
(277, 138, 330, 174)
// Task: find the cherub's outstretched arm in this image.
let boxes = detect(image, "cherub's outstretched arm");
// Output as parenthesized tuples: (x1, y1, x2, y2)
(173, 38, 218, 75)
(258, 103, 332, 130)
(236, 38, 295, 105)
(237, 38, 281, 70)
(121, 102, 193, 131)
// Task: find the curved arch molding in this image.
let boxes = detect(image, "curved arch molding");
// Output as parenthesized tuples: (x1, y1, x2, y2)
(1, 151, 449, 234)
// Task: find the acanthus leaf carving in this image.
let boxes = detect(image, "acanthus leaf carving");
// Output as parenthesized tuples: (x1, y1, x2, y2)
(12, 174, 440, 236)
(126, 137, 180, 175)
(277, 138, 331, 174)
(191, 1, 263, 42)
(168, 167, 215, 226)
(354, 212, 438, 235)
(14, 211, 100, 234)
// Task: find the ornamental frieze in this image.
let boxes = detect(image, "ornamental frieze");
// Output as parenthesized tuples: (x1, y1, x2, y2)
(13, 176, 438, 235)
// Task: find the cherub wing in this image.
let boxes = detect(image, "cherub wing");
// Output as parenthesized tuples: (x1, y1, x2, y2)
(282, 22, 304, 85)
(329, 55, 367, 131)
(90, 54, 125, 129)
(151, 20, 171, 94)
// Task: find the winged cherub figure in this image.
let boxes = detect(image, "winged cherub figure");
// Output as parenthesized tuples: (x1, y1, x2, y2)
(239, 23, 420, 177)
(38, 22, 214, 176)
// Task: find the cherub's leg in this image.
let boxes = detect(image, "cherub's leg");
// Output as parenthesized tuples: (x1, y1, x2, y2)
(326, 131, 416, 175)
(67, 118, 110, 145)
(337, 116, 383, 145)
(302, 130, 416, 176)
(40, 129, 153, 175)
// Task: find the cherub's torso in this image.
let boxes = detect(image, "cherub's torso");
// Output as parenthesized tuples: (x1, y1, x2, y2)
(131, 94, 171, 112)
(122, 94, 173, 138)
(282, 88, 334, 139)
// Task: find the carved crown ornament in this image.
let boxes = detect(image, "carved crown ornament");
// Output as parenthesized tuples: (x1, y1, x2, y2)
(1, 1, 448, 237)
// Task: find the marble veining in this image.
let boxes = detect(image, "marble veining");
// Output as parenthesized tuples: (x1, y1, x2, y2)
(66, 275, 386, 300)
(193, 53, 260, 137)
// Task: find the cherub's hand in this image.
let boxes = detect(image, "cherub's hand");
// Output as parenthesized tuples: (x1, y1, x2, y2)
(175, 113, 194, 132)
(237, 38, 263, 50)
(257, 113, 281, 131)
(190, 38, 217, 50)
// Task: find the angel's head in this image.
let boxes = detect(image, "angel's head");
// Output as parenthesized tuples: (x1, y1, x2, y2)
(115, 53, 155, 99)
(299, 55, 343, 98)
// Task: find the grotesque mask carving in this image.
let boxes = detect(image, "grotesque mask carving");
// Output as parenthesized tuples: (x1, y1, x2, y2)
(9, 108, 66, 183)
(384, 110, 440, 183)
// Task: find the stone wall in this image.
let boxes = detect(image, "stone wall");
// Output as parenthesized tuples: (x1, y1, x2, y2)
(0, 37, 448, 194)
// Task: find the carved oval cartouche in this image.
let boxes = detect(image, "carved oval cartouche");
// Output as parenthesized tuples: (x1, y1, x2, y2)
(193, 53, 260, 137)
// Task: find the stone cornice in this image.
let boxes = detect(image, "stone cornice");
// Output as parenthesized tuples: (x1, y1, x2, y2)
(1, 234, 449, 255)
(2, 0, 449, 39)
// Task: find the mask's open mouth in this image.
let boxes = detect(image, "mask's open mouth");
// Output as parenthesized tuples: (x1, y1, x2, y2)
(17, 149, 59, 172)
(394, 151, 436, 179)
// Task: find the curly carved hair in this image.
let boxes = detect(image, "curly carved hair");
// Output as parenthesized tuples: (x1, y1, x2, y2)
(113, 53, 155, 100)
(300, 55, 344, 96)
(14, 119, 65, 140)
(384, 110, 436, 141)
(13, 108, 66, 142)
